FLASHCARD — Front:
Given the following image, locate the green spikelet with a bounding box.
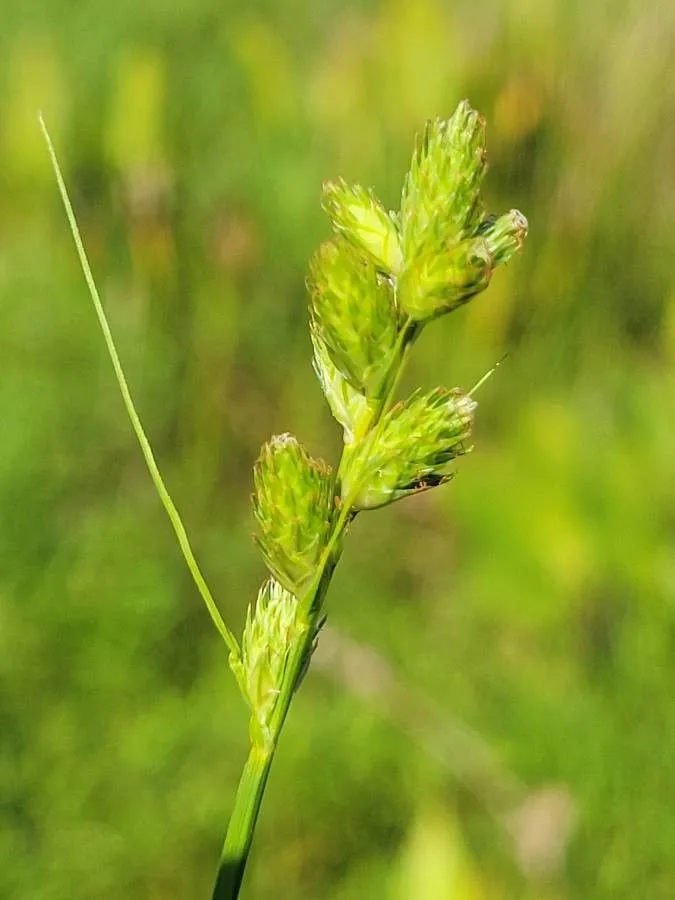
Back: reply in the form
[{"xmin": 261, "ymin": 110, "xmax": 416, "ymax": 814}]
[
  {"xmin": 230, "ymin": 579, "xmax": 306, "ymax": 750},
  {"xmin": 396, "ymin": 101, "xmax": 528, "ymax": 322},
  {"xmin": 310, "ymin": 331, "xmax": 374, "ymax": 444},
  {"xmin": 477, "ymin": 209, "xmax": 529, "ymax": 265},
  {"xmin": 322, "ymin": 178, "xmax": 403, "ymax": 274},
  {"xmin": 399, "ymin": 237, "xmax": 493, "ymax": 320},
  {"xmin": 343, "ymin": 387, "xmax": 476, "ymax": 510},
  {"xmin": 400, "ymin": 101, "xmax": 488, "ymax": 259},
  {"xmin": 253, "ymin": 434, "xmax": 335, "ymax": 593},
  {"xmin": 308, "ymin": 238, "xmax": 399, "ymax": 394}
]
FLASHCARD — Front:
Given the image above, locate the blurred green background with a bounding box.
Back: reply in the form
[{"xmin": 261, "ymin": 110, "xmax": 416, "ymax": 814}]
[{"xmin": 2, "ymin": 0, "xmax": 675, "ymax": 897}]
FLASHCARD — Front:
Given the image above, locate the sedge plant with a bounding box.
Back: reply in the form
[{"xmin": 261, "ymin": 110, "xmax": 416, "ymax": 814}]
[{"xmin": 40, "ymin": 100, "xmax": 527, "ymax": 899}]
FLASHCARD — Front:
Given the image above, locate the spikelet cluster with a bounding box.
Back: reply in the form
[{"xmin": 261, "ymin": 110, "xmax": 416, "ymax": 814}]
[
  {"xmin": 396, "ymin": 101, "xmax": 528, "ymax": 320},
  {"xmin": 233, "ymin": 101, "xmax": 528, "ymax": 727},
  {"xmin": 312, "ymin": 100, "xmax": 527, "ymax": 443}
]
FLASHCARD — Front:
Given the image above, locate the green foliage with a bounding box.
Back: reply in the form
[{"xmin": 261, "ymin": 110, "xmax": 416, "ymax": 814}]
[{"xmin": 3, "ymin": 0, "xmax": 675, "ymax": 898}]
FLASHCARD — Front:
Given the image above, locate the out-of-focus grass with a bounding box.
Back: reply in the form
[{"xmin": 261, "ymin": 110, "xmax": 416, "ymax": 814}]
[{"xmin": 1, "ymin": 0, "xmax": 675, "ymax": 897}]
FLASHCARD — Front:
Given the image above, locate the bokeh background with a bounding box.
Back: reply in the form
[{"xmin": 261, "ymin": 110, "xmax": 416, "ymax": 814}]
[{"xmin": 2, "ymin": 0, "xmax": 675, "ymax": 897}]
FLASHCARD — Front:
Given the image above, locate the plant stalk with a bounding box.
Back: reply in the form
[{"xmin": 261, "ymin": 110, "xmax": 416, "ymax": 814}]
[
  {"xmin": 212, "ymin": 748, "xmax": 274, "ymax": 898},
  {"xmin": 39, "ymin": 115, "xmax": 239, "ymax": 657},
  {"xmin": 212, "ymin": 325, "xmax": 417, "ymax": 899},
  {"xmin": 212, "ymin": 546, "xmax": 342, "ymax": 899}
]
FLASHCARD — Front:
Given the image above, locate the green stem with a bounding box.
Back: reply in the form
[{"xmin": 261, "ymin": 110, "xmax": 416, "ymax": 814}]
[
  {"xmin": 212, "ymin": 748, "xmax": 273, "ymax": 899},
  {"xmin": 39, "ymin": 115, "xmax": 239, "ymax": 657},
  {"xmin": 213, "ymin": 325, "xmax": 417, "ymax": 898},
  {"xmin": 212, "ymin": 555, "xmax": 338, "ymax": 900}
]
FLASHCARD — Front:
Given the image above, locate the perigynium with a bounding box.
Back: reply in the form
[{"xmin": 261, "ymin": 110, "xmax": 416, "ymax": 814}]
[{"xmin": 40, "ymin": 99, "xmax": 527, "ymax": 899}]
